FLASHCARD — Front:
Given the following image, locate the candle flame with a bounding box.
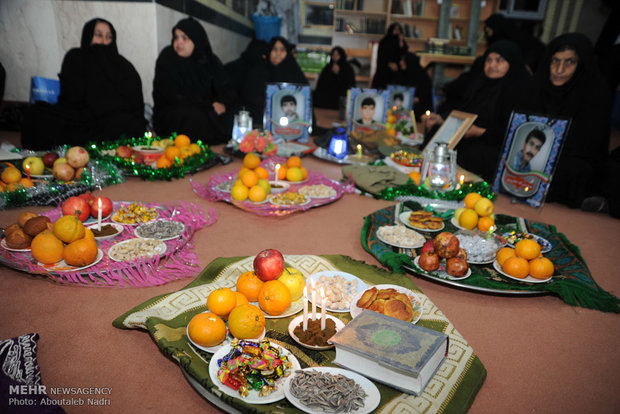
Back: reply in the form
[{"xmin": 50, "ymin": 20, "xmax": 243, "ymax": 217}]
[
  {"xmin": 98, "ymin": 198, "xmax": 102, "ymax": 208},
  {"xmin": 425, "ymin": 110, "xmax": 431, "ymax": 116},
  {"xmin": 459, "ymin": 175, "xmax": 465, "ymax": 184},
  {"xmin": 275, "ymin": 164, "xmax": 280, "ymax": 171}
]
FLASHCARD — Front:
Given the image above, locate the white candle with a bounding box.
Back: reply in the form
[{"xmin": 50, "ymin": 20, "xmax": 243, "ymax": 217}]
[
  {"xmin": 275, "ymin": 164, "xmax": 280, "ymax": 184},
  {"xmin": 311, "ymin": 281, "xmax": 317, "ymax": 321},
  {"xmin": 97, "ymin": 198, "xmax": 102, "ymax": 231},
  {"xmin": 302, "ymin": 286, "xmax": 308, "ymax": 331},
  {"xmin": 357, "ymin": 144, "xmax": 362, "ymax": 159},
  {"xmin": 320, "ymin": 287, "xmax": 326, "ymax": 330}
]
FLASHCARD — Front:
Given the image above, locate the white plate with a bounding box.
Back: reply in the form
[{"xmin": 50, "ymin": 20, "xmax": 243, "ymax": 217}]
[
  {"xmin": 87, "ymin": 223, "xmax": 124, "ymax": 240},
  {"xmin": 399, "ymin": 211, "xmax": 445, "ymax": 232},
  {"xmin": 83, "ymin": 212, "xmax": 113, "ymax": 225},
  {"xmin": 450, "ymin": 217, "xmax": 467, "ymax": 231},
  {"xmin": 268, "ymin": 193, "xmax": 310, "ymax": 207},
  {"xmin": 305, "ymin": 271, "xmax": 368, "ymax": 313},
  {"xmin": 376, "ymin": 225, "xmax": 425, "ymax": 249},
  {"xmin": 209, "ymin": 341, "xmax": 301, "ymax": 404},
  {"xmin": 107, "ymin": 238, "xmax": 166, "ymax": 262},
  {"xmin": 287, "ymin": 314, "xmax": 345, "ymax": 350},
  {"xmin": 492, "ymin": 260, "xmax": 552, "ymax": 283},
  {"xmin": 134, "ymin": 219, "xmax": 185, "ymax": 241},
  {"xmin": 501, "ymin": 232, "xmax": 553, "ymax": 253},
  {"xmin": 268, "ymin": 181, "xmax": 290, "ymax": 193},
  {"xmin": 1, "ymin": 238, "xmax": 31, "ymax": 252},
  {"xmin": 284, "ymin": 367, "xmax": 380, "ymax": 414},
  {"xmin": 111, "ymin": 204, "xmax": 159, "ymax": 226},
  {"xmin": 252, "ymin": 297, "xmax": 304, "ymax": 319},
  {"xmin": 349, "ymin": 284, "xmax": 423, "ymax": 324},
  {"xmin": 298, "ymin": 185, "xmax": 337, "ymax": 199},
  {"xmin": 215, "ymin": 180, "xmax": 235, "ymax": 193},
  {"xmin": 38, "ymin": 249, "xmax": 104, "ymax": 273},
  {"xmin": 413, "ymin": 256, "xmax": 472, "ymax": 281},
  {"xmin": 186, "ymin": 316, "xmax": 266, "ymax": 354}
]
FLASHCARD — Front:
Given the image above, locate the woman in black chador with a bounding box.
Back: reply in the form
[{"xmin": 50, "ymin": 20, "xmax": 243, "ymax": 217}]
[
  {"xmin": 21, "ymin": 18, "xmax": 145, "ymax": 149},
  {"xmin": 153, "ymin": 17, "xmax": 234, "ymax": 144},
  {"xmin": 241, "ymin": 36, "xmax": 308, "ymax": 128},
  {"xmin": 313, "ymin": 46, "xmax": 356, "ymax": 109}
]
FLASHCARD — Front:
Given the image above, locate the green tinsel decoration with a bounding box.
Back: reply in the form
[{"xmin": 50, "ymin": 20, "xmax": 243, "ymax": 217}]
[
  {"xmin": 87, "ymin": 133, "xmax": 218, "ymax": 181},
  {"xmin": 378, "ymin": 179, "xmax": 497, "ymax": 202}
]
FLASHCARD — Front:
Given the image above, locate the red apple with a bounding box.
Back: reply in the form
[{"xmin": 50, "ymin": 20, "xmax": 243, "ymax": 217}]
[
  {"xmin": 421, "ymin": 240, "xmax": 435, "ymax": 254},
  {"xmin": 433, "ymin": 232, "xmax": 460, "ymax": 259},
  {"xmin": 62, "ymin": 196, "xmax": 90, "ymax": 222},
  {"xmin": 116, "ymin": 145, "xmax": 133, "ymax": 158},
  {"xmin": 418, "ymin": 251, "xmax": 440, "ymax": 272},
  {"xmin": 43, "ymin": 152, "xmax": 59, "ymax": 168},
  {"xmin": 66, "ymin": 146, "xmax": 90, "ymax": 168},
  {"xmin": 53, "ymin": 163, "xmax": 75, "ymax": 182},
  {"xmin": 78, "ymin": 192, "xmax": 95, "ymax": 204},
  {"xmin": 446, "ymin": 257, "xmax": 468, "ymax": 277},
  {"xmin": 89, "ymin": 196, "xmax": 113, "ymax": 218},
  {"xmin": 253, "ymin": 249, "xmax": 285, "ymax": 281}
]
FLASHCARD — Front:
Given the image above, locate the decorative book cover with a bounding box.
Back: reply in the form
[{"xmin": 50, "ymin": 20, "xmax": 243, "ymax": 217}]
[{"xmin": 329, "ymin": 310, "xmax": 448, "ymax": 376}]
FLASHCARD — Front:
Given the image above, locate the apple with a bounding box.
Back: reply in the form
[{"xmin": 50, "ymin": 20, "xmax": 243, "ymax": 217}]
[
  {"xmin": 43, "ymin": 152, "xmax": 59, "ymax": 168},
  {"xmin": 54, "ymin": 157, "xmax": 67, "ymax": 166},
  {"xmin": 277, "ymin": 267, "xmax": 305, "ymax": 301},
  {"xmin": 116, "ymin": 145, "xmax": 133, "ymax": 158},
  {"xmin": 78, "ymin": 192, "xmax": 95, "ymax": 204},
  {"xmin": 420, "ymin": 240, "xmax": 435, "ymax": 254},
  {"xmin": 433, "ymin": 232, "xmax": 460, "ymax": 259},
  {"xmin": 66, "ymin": 146, "xmax": 90, "ymax": 168},
  {"xmin": 253, "ymin": 249, "xmax": 285, "ymax": 281},
  {"xmin": 89, "ymin": 196, "xmax": 113, "ymax": 218},
  {"xmin": 418, "ymin": 251, "xmax": 440, "ymax": 272},
  {"xmin": 62, "ymin": 196, "xmax": 90, "ymax": 221},
  {"xmin": 52, "ymin": 162, "xmax": 75, "ymax": 182},
  {"xmin": 22, "ymin": 156, "xmax": 45, "ymax": 176}
]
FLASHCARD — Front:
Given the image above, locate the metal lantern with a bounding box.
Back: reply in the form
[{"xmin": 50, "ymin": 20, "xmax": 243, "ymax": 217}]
[
  {"xmin": 328, "ymin": 127, "xmax": 348, "ymax": 159},
  {"xmin": 421, "ymin": 142, "xmax": 457, "ymax": 191},
  {"xmin": 232, "ymin": 109, "xmax": 252, "ymax": 144}
]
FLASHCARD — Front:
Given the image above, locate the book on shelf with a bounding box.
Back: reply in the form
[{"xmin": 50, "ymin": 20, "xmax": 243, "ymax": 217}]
[
  {"xmin": 328, "ymin": 310, "xmax": 449, "ymax": 396},
  {"xmin": 401, "ymin": 0, "xmax": 413, "ymax": 16}
]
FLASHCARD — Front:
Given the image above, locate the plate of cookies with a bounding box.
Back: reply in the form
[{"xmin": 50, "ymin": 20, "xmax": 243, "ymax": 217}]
[
  {"xmin": 400, "ymin": 210, "xmax": 445, "ymax": 232},
  {"xmin": 350, "ymin": 284, "xmax": 423, "ymax": 324}
]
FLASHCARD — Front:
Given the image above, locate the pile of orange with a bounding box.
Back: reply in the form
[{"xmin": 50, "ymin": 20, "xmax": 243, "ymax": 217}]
[
  {"xmin": 231, "ymin": 153, "xmax": 271, "ymax": 203},
  {"xmin": 276, "ymin": 155, "xmax": 308, "ymax": 183},
  {"xmin": 155, "ymin": 134, "xmax": 202, "ymax": 169},
  {"xmin": 496, "ymin": 239, "xmax": 554, "ymax": 280},
  {"xmin": 31, "ymin": 215, "xmax": 98, "ymax": 267},
  {"xmin": 455, "ymin": 193, "xmax": 496, "ymax": 232},
  {"xmin": 0, "ymin": 164, "xmax": 34, "ymax": 192}
]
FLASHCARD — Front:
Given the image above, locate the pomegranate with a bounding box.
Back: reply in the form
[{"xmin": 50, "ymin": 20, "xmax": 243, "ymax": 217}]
[
  {"xmin": 446, "ymin": 257, "xmax": 468, "ymax": 277},
  {"xmin": 433, "ymin": 232, "xmax": 460, "ymax": 259},
  {"xmin": 418, "ymin": 251, "xmax": 440, "ymax": 272}
]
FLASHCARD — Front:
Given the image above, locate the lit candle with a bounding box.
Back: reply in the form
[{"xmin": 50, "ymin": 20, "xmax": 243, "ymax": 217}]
[
  {"xmin": 357, "ymin": 144, "xmax": 362, "ymax": 159},
  {"xmin": 311, "ymin": 281, "xmax": 317, "ymax": 321},
  {"xmin": 320, "ymin": 287, "xmax": 326, "ymax": 330},
  {"xmin": 302, "ymin": 286, "xmax": 308, "ymax": 331},
  {"xmin": 424, "ymin": 110, "xmax": 431, "ymax": 138},
  {"xmin": 457, "ymin": 174, "xmax": 465, "ymax": 189},
  {"xmin": 25, "ymin": 164, "xmax": 30, "ymax": 180},
  {"xmin": 411, "ymin": 110, "xmax": 419, "ymax": 137},
  {"xmin": 97, "ymin": 197, "xmax": 102, "ymax": 231},
  {"xmin": 275, "ymin": 164, "xmax": 280, "ymax": 184}
]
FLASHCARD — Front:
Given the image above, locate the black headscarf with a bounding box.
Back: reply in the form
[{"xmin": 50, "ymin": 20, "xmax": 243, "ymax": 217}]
[
  {"xmin": 372, "ymin": 23, "xmax": 408, "ymax": 89},
  {"xmin": 80, "ymin": 18, "xmax": 118, "ymax": 53},
  {"xmin": 313, "ymin": 46, "xmax": 356, "ymax": 109},
  {"xmin": 172, "ymin": 17, "xmax": 214, "ymax": 62}
]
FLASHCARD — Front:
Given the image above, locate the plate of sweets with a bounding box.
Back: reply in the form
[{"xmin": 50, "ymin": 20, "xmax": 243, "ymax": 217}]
[
  {"xmin": 87, "ymin": 223, "xmax": 124, "ymax": 240},
  {"xmin": 376, "ymin": 224, "xmax": 425, "ymax": 249},
  {"xmin": 400, "ymin": 210, "xmax": 445, "ymax": 232},
  {"xmin": 389, "ymin": 150, "xmax": 423, "ymax": 168},
  {"xmin": 111, "ymin": 202, "xmax": 159, "ymax": 225},
  {"xmin": 268, "ymin": 192, "xmax": 310, "ymax": 207},
  {"xmin": 107, "ymin": 238, "xmax": 166, "ymax": 262},
  {"xmin": 134, "ymin": 219, "xmax": 185, "ymax": 241},
  {"xmin": 350, "ymin": 284, "xmax": 423, "ymax": 324},
  {"xmin": 501, "ymin": 231, "xmax": 552, "ymax": 253},
  {"xmin": 304, "ymin": 271, "xmax": 367, "ymax": 313},
  {"xmin": 298, "ymin": 184, "xmax": 337, "ymax": 199},
  {"xmin": 209, "ymin": 339, "xmax": 301, "ymax": 404},
  {"xmin": 288, "ymin": 314, "xmax": 345, "ymax": 351}
]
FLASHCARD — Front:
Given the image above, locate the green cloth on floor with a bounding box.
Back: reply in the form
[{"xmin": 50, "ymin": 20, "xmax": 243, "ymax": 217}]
[
  {"xmin": 342, "ymin": 164, "xmax": 409, "ymax": 194},
  {"xmin": 362, "ymin": 202, "xmax": 620, "ymax": 313},
  {"xmin": 114, "ymin": 255, "xmax": 486, "ymax": 414}
]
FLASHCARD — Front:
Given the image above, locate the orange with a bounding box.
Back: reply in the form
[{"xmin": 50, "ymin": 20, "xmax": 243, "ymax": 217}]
[
  {"xmin": 458, "ymin": 208, "xmax": 478, "ymax": 230},
  {"xmin": 5, "ymin": 183, "xmax": 22, "ymax": 192},
  {"xmin": 19, "ymin": 178, "xmax": 35, "ymax": 188},
  {"xmin": 464, "ymin": 192, "xmax": 483, "ymax": 210},
  {"xmin": 206, "ymin": 287, "xmax": 237, "ymax": 317},
  {"xmin": 502, "ymin": 256, "xmax": 529, "ymax": 279},
  {"xmin": 286, "ymin": 167, "xmax": 304, "ymax": 182},
  {"xmin": 230, "ymin": 184, "xmax": 249, "ymax": 201},
  {"xmin": 236, "ymin": 271, "xmax": 264, "ymax": 302},
  {"xmin": 243, "ymin": 153, "xmax": 261, "ymax": 169},
  {"xmin": 174, "ymin": 134, "xmax": 191, "ymax": 148},
  {"xmin": 477, "ymin": 216, "xmax": 495, "ymax": 232},
  {"xmin": 1, "ymin": 167, "xmax": 22, "ymax": 184},
  {"xmin": 277, "ymin": 165, "xmax": 288, "ymax": 180},
  {"xmin": 300, "ymin": 166, "xmax": 308, "ymax": 180},
  {"xmin": 408, "ymin": 171, "xmax": 421, "ymax": 186},
  {"xmin": 237, "ymin": 167, "xmax": 251, "ymax": 179},
  {"xmin": 248, "ymin": 185, "xmax": 267, "ymax": 203},
  {"xmin": 529, "ymin": 257, "xmax": 554, "ymax": 279},
  {"xmin": 189, "ymin": 143, "xmax": 201, "ymax": 154},
  {"xmin": 187, "ymin": 312, "xmax": 227, "ymax": 347},
  {"xmin": 232, "ymin": 291, "xmax": 249, "ymax": 307},
  {"xmin": 227, "ymin": 304, "xmax": 265, "ymax": 340},
  {"xmin": 63, "ymin": 237, "xmax": 98, "ymax": 267},
  {"xmin": 241, "ymin": 170, "xmax": 258, "ymax": 187},
  {"xmin": 286, "ymin": 155, "xmax": 302, "ymax": 168},
  {"xmin": 496, "ymin": 247, "xmax": 516, "ymax": 266},
  {"xmin": 53, "ymin": 215, "xmax": 85, "ymax": 243},
  {"xmin": 83, "ymin": 227, "xmax": 95, "ymax": 240},
  {"xmin": 258, "ymin": 280, "xmax": 291, "ymax": 316},
  {"xmin": 514, "ymin": 239, "xmax": 541, "ymax": 260},
  {"xmin": 254, "ymin": 166, "xmax": 269, "ymax": 180},
  {"xmin": 156, "ymin": 156, "xmax": 172, "ymax": 169},
  {"xmin": 180, "ymin": 146, "xmax": 193, "ymax": 159},
  {"xmin": 165, "ymin": 146, "xmax": 182, "ymax": 162},
  {"xmin": 31, "ymin": 231, "xmax": 64, "ymax": 265}
]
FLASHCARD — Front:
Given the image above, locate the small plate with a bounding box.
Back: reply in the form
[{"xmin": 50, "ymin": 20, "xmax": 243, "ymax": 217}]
[
  {"xmin": 134, "ymin": 219, "xmax": 185, "ymax": 241},
  {"xmin": 268, "ymin": 181, "xmax": 290, "ymax": 193},
  {"xmin": 492, "ymin": 260, "xmax": 552, "ymax": 283},
  {"xmin": 287, "ymin": 314, "xmax": 345, "ymax": 350},
  {"xmin": 38, "ymin": 249, "xmax": 104, "ymax": 273},
  {"xmin": 305, "ymin": 271, "xmax": 368, "ymax": 313},
  {"xmin": 268, "ymin": 193, "xmax": 310, "ymax": 207},
  {"xmin": 283, "ymin": 367, "xmax": 381, "ymax": 414},
  {"xmin": 399, "ymin": 211, "xmax": 445, "ymax": 232},
  {"xmin": 376, "ymin": 225, "xmax": 425, "ymax": 249},
  {"xmin": 413, "ymin": 256, "xmax": 472, "ymax": 281},
  {"xmin": 107, "ymin": 238, "xmax": 166, "ymax": 262},
  {"xmin": 111, "ymin": 203, "xmax": 159, "ymax": 226},
  {"xmin": 252, "ymin": 297, "xmax": 304, "ymax": 319},
  {"xmin": 298, "ymin": 184, "xmax": 337, "ymax": 199},
  {"xmin": 450, "ymin": 217, "xmax": 466, "ymax": 231},
  {"xmin": 501, "ymin": 232, "xmax": 552, "ymax": 253},
  {"xmin": 209, "ymin": 342, "xmax": 301, "ymax": 404},
  {"xmin": 1, "ymin": 238, "xmax": 31, "ymax": 252},
  {"xmin": 349, "ymin": 284, "xmax": 423, "ymax": 324},
  {"xmin": 215, "ymin": 180, "xmax": 235, "ymax": 193},
  {"xmin": 87, "ymin": 223, "xmax": 124, "ymax": 240}
]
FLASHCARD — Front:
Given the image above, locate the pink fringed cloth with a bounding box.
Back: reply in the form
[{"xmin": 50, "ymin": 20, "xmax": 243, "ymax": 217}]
[
  {"xmin": 0, "ymin": 202, "xmax": 216, "ymax": 287},
  {"xmin": 191, "ymin": 156, "xmax": 356, "ymax": 216}
]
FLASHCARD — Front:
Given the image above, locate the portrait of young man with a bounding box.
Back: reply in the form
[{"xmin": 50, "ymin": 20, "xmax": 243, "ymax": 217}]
[{"xmin": 512, "ymin": 128, "xmax": 546, "ymax": 172}]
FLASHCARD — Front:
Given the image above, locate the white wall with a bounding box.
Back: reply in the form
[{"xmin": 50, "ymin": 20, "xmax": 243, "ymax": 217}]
[{"xmin": 0, "ymin": 0, "xmax": 250, "ymax": 104}]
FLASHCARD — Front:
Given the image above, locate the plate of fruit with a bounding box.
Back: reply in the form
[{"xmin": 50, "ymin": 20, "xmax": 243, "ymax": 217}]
[
  {"xmin": 492, "ymin": 260, "xmax": 552, "ymax": 284},
  {"xmin": 186, "ymin": 311, "xmax": 265, "ymax": 354},
  {"xmin": 501, "ymin": 231, "xmax": 552, "ymax": 253},
  {"xmin": 414, "ymin": 232, "xmax": 471, "ymax": 280}
]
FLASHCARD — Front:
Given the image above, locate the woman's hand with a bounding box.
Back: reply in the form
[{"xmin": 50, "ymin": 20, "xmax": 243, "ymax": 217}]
[
  {"xmin": 213, "ymin": 102, "xmax": 226, "ymax": 115},
  {"xmin": 332, "ymin": 63, "xmax": 340, "ymax": 75},
  {"xmin": 388, "ymin": 62, "xmax": 399, "ymax": 72},
  {"xmin": 399, "ymin": 57, "xmax": 407, "ymax": 71},
  {"xmin": 422, "ymin": 112, "xmax": 443, "ymax": 129},
  {"xmin": 464, "ymin": 125, "xmax": 486, "ymax": 138}
]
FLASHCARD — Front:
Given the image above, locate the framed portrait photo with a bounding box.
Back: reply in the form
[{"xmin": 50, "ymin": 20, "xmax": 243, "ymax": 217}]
[
  {"xmin": 386, "ymin": 85, "xmax": 415, "ymax": 112},
  {"xmin": 492, "ymin": 112, "xmax": 570, "ymax": 208},
  {"xmin": 422, "ymin": 110, "xmax": 477, "ymax": 152},
  {"xmin": 265, "ymin": 83, "xmax": 312, "ymax": 143},
  {"xmin": 347, "ymin": 88, "xmax": 390, "ymax": 134}
]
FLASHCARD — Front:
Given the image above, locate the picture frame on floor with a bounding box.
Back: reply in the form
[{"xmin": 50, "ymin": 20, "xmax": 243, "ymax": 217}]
[
  {"xmin": 386, "ymin": 85, "xmax": 415, "ymax": 112},
  {"xmin": 347, "ymin": 88, "xmax": 390, "ymax": 134},
  {"xmin": 265, "ymin": 83, "xmax": 312, "ymax": 143},
  {"xmin": 492, "ymin": 112, "xmax": 570, "ymax": 208},
  {"xmin": 422, "ymin": 110, "xmax": 477, "ymax": 152}
]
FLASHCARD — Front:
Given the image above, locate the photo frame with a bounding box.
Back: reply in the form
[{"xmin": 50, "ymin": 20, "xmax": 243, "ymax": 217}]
[
  {"xmin": 386, "ymin": 85, "xmax": 415, "ymax": 112},
  {"xmin": 422, "ymin": 110, "xmax": 477, "ymax": 152},
  {"xmin": 265, "ymin": 83, "xmax": 312, "ymax": 143},
  {"xmin": 346, "ymin": 88, "xmax": 390, "ymax": 134},
  {"xmin": 492, "ymin": 112, "xmax": 570, "ymax": 209}
]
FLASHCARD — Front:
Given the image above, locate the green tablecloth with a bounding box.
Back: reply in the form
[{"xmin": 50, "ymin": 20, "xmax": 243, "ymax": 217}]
[
  {"xmin": 362, "ymin": 202, "xmax": 620, "ymax": 313},
  {"xmin": 114, "ymin": 255, "xmax": 487, "ymax": 414}
]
